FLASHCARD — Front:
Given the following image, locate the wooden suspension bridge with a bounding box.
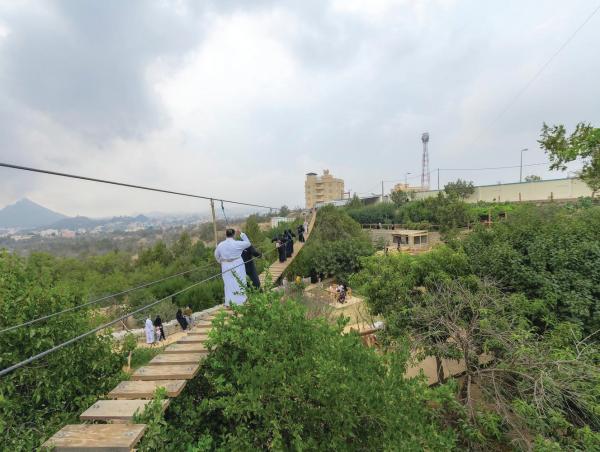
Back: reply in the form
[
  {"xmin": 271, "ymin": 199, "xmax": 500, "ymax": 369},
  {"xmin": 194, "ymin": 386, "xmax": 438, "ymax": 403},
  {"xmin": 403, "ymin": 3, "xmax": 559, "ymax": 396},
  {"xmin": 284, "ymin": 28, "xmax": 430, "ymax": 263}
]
[{"xmin": 43, "ymin": 211, "xmax": 317, "ymax": 451}]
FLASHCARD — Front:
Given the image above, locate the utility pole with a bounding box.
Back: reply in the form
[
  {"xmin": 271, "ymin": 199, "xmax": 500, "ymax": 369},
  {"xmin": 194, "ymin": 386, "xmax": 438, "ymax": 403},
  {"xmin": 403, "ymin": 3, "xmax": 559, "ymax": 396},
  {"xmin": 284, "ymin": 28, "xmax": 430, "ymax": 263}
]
[
  {"xmin": 381, "ymin": 180, "xmax": 384, "ymax": 203},
  {"xmin": 519, "ymin": 148, "xmax": 528, "ymax": 183},
  {"xmin": 404, "ymin": 172, "xmax": 411, "ymax": 186},
  {"xmin": 437, "ymin": 168, "xmax": 440, "ymax": 191},
  {"xmin": 210, "ymin": 198, "xmax": 218, "ymax": 248}
]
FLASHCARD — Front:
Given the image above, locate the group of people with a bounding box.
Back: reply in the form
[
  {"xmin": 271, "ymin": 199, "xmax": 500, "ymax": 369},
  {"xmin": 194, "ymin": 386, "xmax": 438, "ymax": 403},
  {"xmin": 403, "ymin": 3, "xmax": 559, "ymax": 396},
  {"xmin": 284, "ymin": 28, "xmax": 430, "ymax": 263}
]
[
  {"xmin": 144, "ymin": 217, "xmax": 310, "ymax": 343},
  {"xmin": 214, "ymin": 217, "xmax": 310, "ymax": 307},
  {"xmin": 272, "ymin": 229, "xmax": 295, "ymax": 263},
  {"xmin": 175, "ymin": 307, "xmax": 193, "ymax": 331},
  {"xmin": 144, "ymin": 306, "xmax": 195, "ymax": 345},
  {"xmin": 144, "ymin": 315, "xmax": 166, "ymax": 344},
  {"xmin": 273, "ymin": 218, "xmax": 310, "ymax": 264}
]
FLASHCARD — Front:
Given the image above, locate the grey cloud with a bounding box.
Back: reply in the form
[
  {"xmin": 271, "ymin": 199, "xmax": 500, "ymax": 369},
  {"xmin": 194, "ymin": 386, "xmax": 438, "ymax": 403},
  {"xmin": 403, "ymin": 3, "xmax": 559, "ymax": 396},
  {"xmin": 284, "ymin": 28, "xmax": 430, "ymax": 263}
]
[{"xmin": 1, "ymin": 0, "xmax": 203, "ymax": 144}]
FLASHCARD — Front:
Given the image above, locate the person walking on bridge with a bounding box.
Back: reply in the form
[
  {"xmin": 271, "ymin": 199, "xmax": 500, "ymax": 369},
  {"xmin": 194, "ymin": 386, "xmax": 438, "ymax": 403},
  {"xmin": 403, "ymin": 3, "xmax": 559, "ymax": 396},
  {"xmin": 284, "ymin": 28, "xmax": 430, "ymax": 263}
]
[
  {"xmin": 273, "ymin": 235, "xmax": 286, "ymax": 263},
  {"xmin": 297, "ymin": 223, "xmax": 305, "ymax": 243},
  {"xmin": 242, "ymin": 244, "xmax": 262, "ymax": 289},
  {"xmin": 285, "ymin": 229, "xmax": 296, "ymax": 257},
  {"xmin": 215, "ymin": 228, "xmax": 252, "ymax": 306}
]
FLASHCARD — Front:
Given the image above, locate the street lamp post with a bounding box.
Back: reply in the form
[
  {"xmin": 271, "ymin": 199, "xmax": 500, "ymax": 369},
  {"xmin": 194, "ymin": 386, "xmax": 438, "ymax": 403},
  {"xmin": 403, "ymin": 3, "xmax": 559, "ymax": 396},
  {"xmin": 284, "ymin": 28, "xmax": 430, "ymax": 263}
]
[
  {"xmin": 404, "ymin": 172, "xmax": 411, "ymax": 186},
  {"xmin": 519, "ymin": 148, "xmax": 528, "ymax": 183}
]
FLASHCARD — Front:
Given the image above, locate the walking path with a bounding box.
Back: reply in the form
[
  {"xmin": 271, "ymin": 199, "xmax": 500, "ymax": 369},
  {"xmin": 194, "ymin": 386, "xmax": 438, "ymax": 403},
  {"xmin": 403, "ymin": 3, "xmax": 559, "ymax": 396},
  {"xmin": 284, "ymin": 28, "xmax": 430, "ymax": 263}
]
[
  {"xmin": 42, "ymin": 309, "xmax": 226, "ymax": 451},
  {"xmin": 259, "ymin": 211, "xmax": 316, "ymax": 286},
  {"xmin": 43, "ymin": 212, "xmax": 317, "ymax": 450}
]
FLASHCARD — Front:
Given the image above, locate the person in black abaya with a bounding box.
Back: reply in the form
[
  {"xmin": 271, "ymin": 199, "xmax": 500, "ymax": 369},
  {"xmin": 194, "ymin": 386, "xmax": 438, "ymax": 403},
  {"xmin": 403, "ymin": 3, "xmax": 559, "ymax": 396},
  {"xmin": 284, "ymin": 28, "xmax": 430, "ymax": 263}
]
[
  {"xmin": 176, "ymin": 308, "xmax": 188, "ymax": 330},
  {"xmin": 154, "ymin": 315, "xmax": 166, "ymax": 341},
  {"xmin": 285, "ymin": 229, "xmax": 295, "ymax": 257},
  {"xmin": 297, "ymin": 223, "xmax": 305, "ymax": 243},
  {"xmin": 273, "ymin": 235, "xmax": 286, "ymax": 262},
  {"xmin": 242, "ymin": 245, "xmax": 262, "ymax": 289}
]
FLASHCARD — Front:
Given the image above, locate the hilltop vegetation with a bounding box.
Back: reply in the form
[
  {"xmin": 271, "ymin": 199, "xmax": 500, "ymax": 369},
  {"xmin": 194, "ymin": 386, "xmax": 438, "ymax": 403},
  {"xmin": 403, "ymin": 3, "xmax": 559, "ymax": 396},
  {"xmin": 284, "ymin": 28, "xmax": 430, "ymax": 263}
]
[
  {"xmin": 137, "ymin": 291, "xmax": 459, "ymax": 451},
  {"xmin": 352, "ymin": 202, "xmax": 600, "ymax": 449},
  {"xmin": 1, "ymin": 199, "xmax": 599, "ymax": 450}
]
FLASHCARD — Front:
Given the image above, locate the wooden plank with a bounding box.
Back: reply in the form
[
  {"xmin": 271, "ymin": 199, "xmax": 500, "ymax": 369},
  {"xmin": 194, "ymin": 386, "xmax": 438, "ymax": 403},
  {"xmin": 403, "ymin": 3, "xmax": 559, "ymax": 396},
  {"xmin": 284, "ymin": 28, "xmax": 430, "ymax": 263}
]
[
  {"xmin": 108, "ymin": 380, "xmax": 187, "ymax": 399},
  {"xmin": 164, "ymin": 343, "xmax": 206, "ymax": 354},
  {"xmin": 188, "ymin": 328, "xmax": 211, "ymax": 335},
  {"xmin": 42, "ymin": 424, "xmax": 147, "ymax": 451},
  {"xmin": 177, "ymin": 335, "xmax": 206, "ymax": 344},
  {"xmin": 80, "ymin": 399, "xmax": 169, "ymax": 422},
  {"xmin": 132, "ymin": 364, "xmax": 200, "ymax": 381},
  {"xmin": 149, "ymin": 353, "xmax": 206, "ymax": 365}
]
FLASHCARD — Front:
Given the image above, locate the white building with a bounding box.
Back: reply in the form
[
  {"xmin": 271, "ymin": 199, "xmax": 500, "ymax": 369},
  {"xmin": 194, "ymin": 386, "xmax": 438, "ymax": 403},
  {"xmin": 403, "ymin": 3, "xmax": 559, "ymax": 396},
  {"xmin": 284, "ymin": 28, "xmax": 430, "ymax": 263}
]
[
  {"xmin": 270, "ymin": 217, "xmax": 295, "ymax": 228},
  {"xmin": 414, "ymin": 177, "xmax": 592, "ymax": 203}
]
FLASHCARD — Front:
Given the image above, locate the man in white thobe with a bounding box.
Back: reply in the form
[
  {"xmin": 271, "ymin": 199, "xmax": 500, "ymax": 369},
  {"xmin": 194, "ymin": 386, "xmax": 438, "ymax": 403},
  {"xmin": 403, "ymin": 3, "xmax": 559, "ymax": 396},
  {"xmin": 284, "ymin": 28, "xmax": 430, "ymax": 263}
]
[{"xmin": 214, "ymin": 228, "xmax": 252, "ymax": 306}]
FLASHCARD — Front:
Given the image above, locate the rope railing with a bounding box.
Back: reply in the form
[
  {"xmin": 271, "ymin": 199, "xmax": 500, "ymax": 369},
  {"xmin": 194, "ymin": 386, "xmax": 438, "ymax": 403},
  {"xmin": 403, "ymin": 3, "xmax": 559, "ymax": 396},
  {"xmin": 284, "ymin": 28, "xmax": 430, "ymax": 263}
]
[
  {"xmin": 0, "ymin": 245, "xmax": 284, "ymax": 378},
  {"xmin": 0, "ymin": 262, "xmax": 219, "ymax": 335}
]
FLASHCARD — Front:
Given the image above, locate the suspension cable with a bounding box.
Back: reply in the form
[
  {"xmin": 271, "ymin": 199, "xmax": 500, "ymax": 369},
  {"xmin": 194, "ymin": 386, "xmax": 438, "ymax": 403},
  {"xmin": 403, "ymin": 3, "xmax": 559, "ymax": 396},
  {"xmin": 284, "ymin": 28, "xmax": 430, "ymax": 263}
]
[
  {"xmin": 0, "ymin": 246, "xmax": 281, "ymax": 378},
  {"xmin": 0, "ymin": 261, "xmax": 218, "ymax": 335},
  {"xmin": 220, "ymin": 200, "xmax": 229, "ymax": 226},
  {"xmin": 0, "ymin": 162, "xmax": 277, "ymax": 210}
]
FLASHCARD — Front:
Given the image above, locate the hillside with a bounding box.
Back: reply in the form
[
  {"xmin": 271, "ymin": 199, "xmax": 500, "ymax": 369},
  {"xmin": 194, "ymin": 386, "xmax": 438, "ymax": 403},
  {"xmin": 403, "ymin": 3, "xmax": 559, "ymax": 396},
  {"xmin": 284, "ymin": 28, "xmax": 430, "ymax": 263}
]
[{"xmin": 0, "ymin": 198, "xmax": 67, "ymax": 229}]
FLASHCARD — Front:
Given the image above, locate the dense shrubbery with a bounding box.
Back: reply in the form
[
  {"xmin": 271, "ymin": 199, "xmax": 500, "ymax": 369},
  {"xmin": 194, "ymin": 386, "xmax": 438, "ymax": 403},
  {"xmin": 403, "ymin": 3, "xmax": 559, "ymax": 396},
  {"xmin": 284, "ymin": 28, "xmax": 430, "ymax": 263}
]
[
  {"xmin": 346, "ymin": 194, "xmax": 475, "ymax": 231},
  {"xmin": 351, "ymin": 203, "xmax": 600, "ymax": 449},
  {"xmin": 287, "ymin": 206, "xmax": 374, "ymax": 282},
  {"xmin": 0, "ymin": 251, "xmax": 124, "ymax": 450},
  {"xmin": 462, "ymin": 203, "xmax": 600, "ymax": 335},
  {"xmin": 138, "ymin": 290, "xmax": 459, "ymax": 451},
  {"xmin": 0, "ymin": 220, "xmax": 292, "ymax": 449}
]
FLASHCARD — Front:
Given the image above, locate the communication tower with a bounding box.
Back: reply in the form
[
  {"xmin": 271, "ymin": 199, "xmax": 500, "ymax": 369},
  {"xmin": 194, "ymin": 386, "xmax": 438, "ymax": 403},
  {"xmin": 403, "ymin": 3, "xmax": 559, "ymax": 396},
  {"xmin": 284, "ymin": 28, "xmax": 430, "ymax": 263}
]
[{"xmin": 421, "ymin": 132, "xmax": 430, "ymax": 190}]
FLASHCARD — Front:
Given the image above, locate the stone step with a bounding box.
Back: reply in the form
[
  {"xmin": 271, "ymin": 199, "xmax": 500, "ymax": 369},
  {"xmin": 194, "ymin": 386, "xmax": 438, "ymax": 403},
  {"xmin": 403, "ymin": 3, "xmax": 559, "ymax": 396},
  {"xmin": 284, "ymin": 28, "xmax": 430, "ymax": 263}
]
[
  {"xmin": 177, "ymin": 335, "xmax": 207, "ymax": 344},
  {"xmin": 149, "ymin": 353, "xmax": 206, "ymax": 365},
  {"xmin": 80, "ymin": 399, "xmax": 169, "ymax": 422},
  {"xmin": 41, "ymin": 424, "xmax": 147, "ymax": 451},
  {"xmin": 132, "ymin": 364, "xmax": 200, "ymax": 381},
  {"xmin": 108, "ymin": 380, "xmax": 187, "ymax": 399},
  {"xmin": 164, "ymin": 343, "xmax": 206, "ymax": 354}
]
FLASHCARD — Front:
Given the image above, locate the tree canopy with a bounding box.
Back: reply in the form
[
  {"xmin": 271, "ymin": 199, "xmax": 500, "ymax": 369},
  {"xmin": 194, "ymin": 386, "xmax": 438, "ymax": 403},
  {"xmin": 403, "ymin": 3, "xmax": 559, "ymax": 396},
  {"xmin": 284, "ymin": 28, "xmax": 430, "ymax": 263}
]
[{"xmin": 539, "ymin": 122, "xmax": 600, "ymax": 196}]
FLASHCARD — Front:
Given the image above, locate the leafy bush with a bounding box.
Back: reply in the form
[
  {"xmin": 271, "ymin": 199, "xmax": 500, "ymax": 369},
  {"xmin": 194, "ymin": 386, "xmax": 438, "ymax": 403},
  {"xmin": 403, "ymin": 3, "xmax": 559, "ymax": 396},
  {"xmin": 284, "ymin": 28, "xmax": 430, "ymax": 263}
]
[
  {"xmin": 0, "ymin": 251, "xmax": 124, "ymax": 450},
  {"xmin": 287, "ymin": 206, "xmax": 373, "ymax": 281},
  {"xmin": 462, "ymin": 204, "xmax": 600, "ymax": 335},
  {"xmin": 146, "ymin": 290, "xmax": 458, "ymax": 450},
  {"xmin": 350, "ymin": 205, "xmax": 600, "ymax": 449}
]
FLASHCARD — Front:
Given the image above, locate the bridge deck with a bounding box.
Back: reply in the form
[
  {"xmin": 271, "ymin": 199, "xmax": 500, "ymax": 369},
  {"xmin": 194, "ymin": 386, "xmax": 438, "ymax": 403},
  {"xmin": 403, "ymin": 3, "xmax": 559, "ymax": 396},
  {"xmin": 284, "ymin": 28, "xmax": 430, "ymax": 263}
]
[
  {"xmin": 259, "ymin": 211, "xmax": 316, "ymax": 285},
  {"xmin": 43, "ymin": 211, "xmax": 317, "ymax": 450}
]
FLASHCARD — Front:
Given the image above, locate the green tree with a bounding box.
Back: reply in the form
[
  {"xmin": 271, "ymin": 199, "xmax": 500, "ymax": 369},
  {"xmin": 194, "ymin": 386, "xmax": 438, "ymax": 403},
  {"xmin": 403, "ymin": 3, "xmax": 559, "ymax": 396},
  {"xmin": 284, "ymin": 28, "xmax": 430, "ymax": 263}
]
[
  {"xmin": 346, "ymin": 193, "xmax": 364, "ymax": 209},
  {"xmin": 0, "ymin": 251, "xmax": 124, "ymax": 450},
  {"xmin": 462, "ymin": 204, "xmax": 600, "ymax": 335},
  {"xmin": 539, "ymin": 122, "xmax": 600, "ymax": 197},
  {"xmin": 390, "ymin": 189, "xmax": 409, "ymax": 206},
  {"xmin": 150, "ymin": 291, "xmax": 458, "ymax": 450},
  {"xmin": 279, "ymin": 205, "xmax": 290, "ymax": 217},
  {"xmin": 444, "ymin": 179, "xmax": 475, "ymax": 200},
  {"xmin": 244, "ymin": 214, "xmax": 264, "ymax": 244}
]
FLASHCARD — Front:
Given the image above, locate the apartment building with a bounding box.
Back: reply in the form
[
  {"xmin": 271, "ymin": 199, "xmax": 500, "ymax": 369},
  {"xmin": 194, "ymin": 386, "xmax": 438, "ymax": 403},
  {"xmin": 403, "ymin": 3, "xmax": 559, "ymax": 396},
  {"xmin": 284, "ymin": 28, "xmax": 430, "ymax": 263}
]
[{"xmin": 305, "ymin": 170, "xmax": 345, "ymax": 209}]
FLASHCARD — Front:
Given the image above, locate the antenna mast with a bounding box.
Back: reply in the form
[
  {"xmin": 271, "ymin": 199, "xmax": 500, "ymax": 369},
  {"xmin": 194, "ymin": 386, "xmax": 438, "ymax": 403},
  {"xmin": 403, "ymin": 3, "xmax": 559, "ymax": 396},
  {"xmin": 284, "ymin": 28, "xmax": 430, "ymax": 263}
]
[{"xmin": 421, "ymin": 132, "xmax": 430, "ymax": 190}]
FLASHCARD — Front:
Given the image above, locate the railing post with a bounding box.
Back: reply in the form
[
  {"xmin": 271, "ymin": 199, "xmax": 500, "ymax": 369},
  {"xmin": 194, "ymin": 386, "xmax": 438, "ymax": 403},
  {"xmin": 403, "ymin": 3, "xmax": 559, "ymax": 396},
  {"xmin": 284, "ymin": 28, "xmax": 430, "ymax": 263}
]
[{"xmin": 210, "ymin": 199, "xmax": 218, "ymax": 248}]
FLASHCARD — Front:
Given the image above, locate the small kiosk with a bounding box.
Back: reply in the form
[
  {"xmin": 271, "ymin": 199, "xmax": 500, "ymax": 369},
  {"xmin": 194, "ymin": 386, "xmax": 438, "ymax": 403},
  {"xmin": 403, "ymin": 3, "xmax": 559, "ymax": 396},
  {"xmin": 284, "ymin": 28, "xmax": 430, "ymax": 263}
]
[{"xmin": 391, "ymin": 229, "xmax": 429, "ymax": 251}]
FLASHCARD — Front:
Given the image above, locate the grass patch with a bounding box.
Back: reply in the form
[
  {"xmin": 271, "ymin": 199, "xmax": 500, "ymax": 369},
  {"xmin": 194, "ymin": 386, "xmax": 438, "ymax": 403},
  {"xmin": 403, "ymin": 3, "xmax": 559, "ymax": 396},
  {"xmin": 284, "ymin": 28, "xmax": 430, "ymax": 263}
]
[{"xmin": 130, "ymin": 346, "xmax": 164, "ymax": 369}]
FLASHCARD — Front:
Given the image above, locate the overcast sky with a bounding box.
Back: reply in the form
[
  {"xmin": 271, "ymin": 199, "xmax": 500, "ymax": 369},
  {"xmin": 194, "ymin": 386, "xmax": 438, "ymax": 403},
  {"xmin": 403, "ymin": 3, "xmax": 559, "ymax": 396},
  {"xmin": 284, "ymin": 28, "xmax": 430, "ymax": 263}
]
[{"xmin": 0, "ymin": 0, "xmax": 598, "ymax": 217}]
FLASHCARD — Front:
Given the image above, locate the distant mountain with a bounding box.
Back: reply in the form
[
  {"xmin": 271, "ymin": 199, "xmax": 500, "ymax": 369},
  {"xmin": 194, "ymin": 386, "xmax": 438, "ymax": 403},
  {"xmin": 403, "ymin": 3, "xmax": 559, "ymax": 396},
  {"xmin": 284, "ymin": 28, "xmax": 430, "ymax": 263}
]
[
  {"xmin": 47, "ymin": 216, "xmax": 99, "ymax": 230},
  {"xmin": 0, "ymin": 198, "xmax": 68, "ymax": 229}
]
